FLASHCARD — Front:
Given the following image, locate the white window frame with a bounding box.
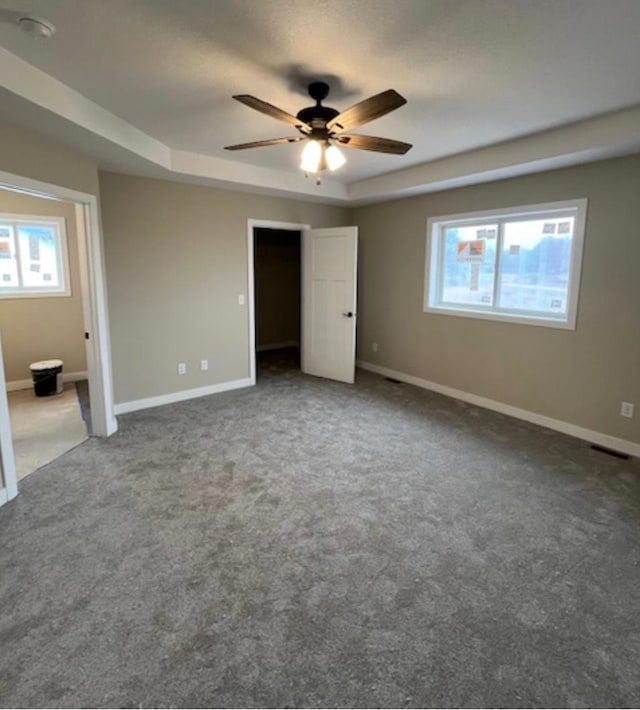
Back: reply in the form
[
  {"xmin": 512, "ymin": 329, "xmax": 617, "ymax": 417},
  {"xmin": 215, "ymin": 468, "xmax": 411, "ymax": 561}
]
[
  {"xmin": 424, "ymin": 199, "xmax": 587, "ymax": 330},
  {"xmin": 0, "ymin": 213, "xmax": 70, "ymax": 299}
]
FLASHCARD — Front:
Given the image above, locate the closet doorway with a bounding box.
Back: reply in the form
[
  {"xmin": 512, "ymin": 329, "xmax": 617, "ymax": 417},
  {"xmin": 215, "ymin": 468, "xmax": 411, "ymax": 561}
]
[{"xmin": 253, "ymin": 226, "xmax": 302, "ymax": 379}]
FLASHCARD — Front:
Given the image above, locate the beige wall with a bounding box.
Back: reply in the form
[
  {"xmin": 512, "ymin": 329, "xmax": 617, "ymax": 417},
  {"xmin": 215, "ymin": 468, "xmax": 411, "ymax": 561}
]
[
  {"xmin": 3, "ymin": 119, "xmax": 636, "ymax": 446},
  {"xmin": 0, "ymin": 119, "xmax": 98, "ymax": 390},
  {"xmin": 99, "ymin": 172, "xmax": 350, "ymax": 404},
  {"xmin": 354, "ymin": 154, "xmax": 640, "ymax": 445},
  {"xmin": 0, "ymin": 120, "xmax": 101, "ymax": 489},
  {"xmin": 0, "ymin": 120, "xmax": 99, "ymax": 197},
  {"xmin": 255, "ymin": 229, "xmax": 300, "ymax": 348},
  {"xmin": 0, "ymin": 190, "xmax": 86, "ymax": 381}
]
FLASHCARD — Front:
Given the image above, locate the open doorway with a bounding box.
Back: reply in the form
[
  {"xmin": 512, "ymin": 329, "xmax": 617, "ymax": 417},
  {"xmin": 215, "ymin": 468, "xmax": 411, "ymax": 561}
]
[
  {"xmin": 247, "ymin": 219, "xmax": 358, "ymax": 388},
  {"xmin": 253, "ymin": 227, "xmax": 302, "ymax": 379},
  {"xmin": 0, "ymin": 186, "xmax": 90, "ymax": 479},
  {"xmin": 0, "ymin": 168, "xmax": 116, "ymax": 509}
]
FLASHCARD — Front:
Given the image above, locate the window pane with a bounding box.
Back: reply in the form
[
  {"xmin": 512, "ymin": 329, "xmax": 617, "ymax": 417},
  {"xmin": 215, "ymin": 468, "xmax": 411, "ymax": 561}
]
[
  {"xmin": 498, "ymin": 217, "xmax": 574, "ymax": 316},
  {"xmin": 0, "ymin": 225, "xmax": 19, "ymax": 289},
  {"xmin": 440, "ymin": 224, "xmax": 497, "ymax": 307},
  {"xmin": 17, "ymin": 225, "xmax": 61, "ymax": 290}
]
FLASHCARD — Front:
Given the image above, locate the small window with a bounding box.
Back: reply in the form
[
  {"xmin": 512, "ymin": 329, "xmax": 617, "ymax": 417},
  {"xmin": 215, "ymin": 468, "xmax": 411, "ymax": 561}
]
[
  {"xmin": 0, "ymin": 215, "xmax": 70, "ymax": 298},
  {"xmin": 424, "ymin": 199, "xmax": 587, "ymax": 329}
]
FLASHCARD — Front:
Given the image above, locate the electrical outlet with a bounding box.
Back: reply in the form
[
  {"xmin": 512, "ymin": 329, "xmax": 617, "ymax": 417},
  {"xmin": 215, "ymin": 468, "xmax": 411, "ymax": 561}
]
[
  {"xmin": 372, "ymin": 342, "xmax": 378, "ymax": 352},
  {"xmin": 177, "ymin": 362, "xmax": 186, "ymax": 375},
  {"xmin": 200, "ymin": 359, "xmax": 208, "ymax": 371},
  {"xmin": 620, "ymin": 401, "xmax": 635, "ymax": 418}
]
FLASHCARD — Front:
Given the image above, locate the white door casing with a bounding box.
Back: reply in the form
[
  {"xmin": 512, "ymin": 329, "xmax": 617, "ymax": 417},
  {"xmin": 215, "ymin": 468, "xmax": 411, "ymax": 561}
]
[
  {"xmin": 0, "ymin": 170, "xmax": 117, "ymax": 509},
  {"xmin": 0, "ymin": 332, "xmax": 17, "ymax": 506},
  {"xmin": 247, "ymin": 219, "xmax": 310, "ymax": 385},
  {"xmin": 302, "ymin": 226, "xmax": 358, "ymax": 384}
]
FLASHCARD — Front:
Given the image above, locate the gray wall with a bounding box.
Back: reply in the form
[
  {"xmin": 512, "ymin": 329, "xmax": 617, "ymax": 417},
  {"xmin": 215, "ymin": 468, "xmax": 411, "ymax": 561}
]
[
  {"xmin": 0, "ymin": 190, "xmax": 86, "ymax": 382},
  {"xmin": 99, "ymin": 172, "xmax": 350, "ymax": 404},
  {"xmin": 354, "ymin": 154, "xmax": 640, "ymax": 445},
  {"xmin": 254, "ymin": 229, "xmax": 300, "ymax": 349}
]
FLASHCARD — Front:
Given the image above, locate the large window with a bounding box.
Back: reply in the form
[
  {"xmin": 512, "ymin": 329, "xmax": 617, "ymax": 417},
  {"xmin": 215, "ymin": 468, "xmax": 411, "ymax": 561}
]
[
  {"xmin": 0, "ymin": 215, "xmax": 70, "ymax": 298},
  {"xmin": 424, "ymin": 199, "xmax": 587, "ymax": 329}
]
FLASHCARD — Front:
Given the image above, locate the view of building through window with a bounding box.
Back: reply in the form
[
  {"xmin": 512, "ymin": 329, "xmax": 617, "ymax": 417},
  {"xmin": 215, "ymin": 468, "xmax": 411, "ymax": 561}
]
[
  {"xmin": 425, "ymin": 200, "xmax": 586, "ymax": 329},
  {"xmin": 442, "ymin": 217, "xmax": 575, "ymax": 315},
  {"xmin": 0, "ymin": 217, "xmax": 68, "ymax": 297}
]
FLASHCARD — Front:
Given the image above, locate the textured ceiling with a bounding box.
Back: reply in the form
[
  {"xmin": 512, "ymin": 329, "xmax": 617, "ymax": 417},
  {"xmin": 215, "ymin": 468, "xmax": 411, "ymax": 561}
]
[{"xmin": 0, "ymin": 0, "xmax": 640, "ymax": 184}]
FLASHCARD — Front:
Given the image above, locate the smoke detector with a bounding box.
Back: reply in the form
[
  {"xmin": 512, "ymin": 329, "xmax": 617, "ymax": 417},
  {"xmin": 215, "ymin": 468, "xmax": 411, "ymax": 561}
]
[{"xmin": 17, "ymin": 15, "xmax": 55, "ymax": 39}]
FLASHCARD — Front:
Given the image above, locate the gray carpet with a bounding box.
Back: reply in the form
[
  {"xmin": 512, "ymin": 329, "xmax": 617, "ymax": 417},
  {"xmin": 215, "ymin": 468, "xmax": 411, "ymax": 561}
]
[{"xmin": 1, "ymin": 356, "xmax": 640, "ymax": 708}]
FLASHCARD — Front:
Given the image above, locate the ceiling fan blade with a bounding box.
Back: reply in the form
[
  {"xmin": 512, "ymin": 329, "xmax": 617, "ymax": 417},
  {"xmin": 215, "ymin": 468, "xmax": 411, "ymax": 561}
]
[
  {"xmin": 233, "ymin": 95, "xmax": 311, "ymax": 133},
  {"xmin": 327, "ymin": 89, "xmax": 407, "ymax": 132},
  {"xmin": 337, "ymin": 134, "xmax": 412, "ymax": 155},
  {"xmin": 225, "ymin": 136, "xmax": 305, "ymax": 151}
]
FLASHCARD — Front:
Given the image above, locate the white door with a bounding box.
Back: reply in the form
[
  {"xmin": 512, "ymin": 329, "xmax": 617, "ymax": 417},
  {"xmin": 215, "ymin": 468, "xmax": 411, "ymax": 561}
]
[
  {"xmin": 302, "ymin": 226, "xmax": 358, "ymax": 384},
  {"xmin": 0, "ymin": 332, "xmax": 18, "ymax": 508}
]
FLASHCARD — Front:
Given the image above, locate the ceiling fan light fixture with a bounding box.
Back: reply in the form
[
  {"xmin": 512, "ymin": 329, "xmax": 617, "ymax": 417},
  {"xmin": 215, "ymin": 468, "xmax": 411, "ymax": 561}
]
[
  {"xmin": 300, "ymin": 139, "xmax": 322, "ymax": 173},
  {"xmin": 325, "ymin": 144, "xmax": 346, "ymax": 171}
]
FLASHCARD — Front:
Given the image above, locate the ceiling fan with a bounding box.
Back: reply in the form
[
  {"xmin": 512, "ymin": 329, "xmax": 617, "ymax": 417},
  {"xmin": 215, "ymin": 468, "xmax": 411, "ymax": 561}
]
[{"xmin": 225, "ymin": 81, "xmax": 412, "ymax": 183}]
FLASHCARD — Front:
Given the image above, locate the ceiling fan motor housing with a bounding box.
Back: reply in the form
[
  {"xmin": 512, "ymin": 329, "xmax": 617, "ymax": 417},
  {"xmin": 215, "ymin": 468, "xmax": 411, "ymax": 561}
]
[
  {"xmin": 296, "ymin": 81, "xmax": 340, "ymax": 132},
  {"xmin": 296, "ymin": 105, "xmax": 339, "ymax": 131}
]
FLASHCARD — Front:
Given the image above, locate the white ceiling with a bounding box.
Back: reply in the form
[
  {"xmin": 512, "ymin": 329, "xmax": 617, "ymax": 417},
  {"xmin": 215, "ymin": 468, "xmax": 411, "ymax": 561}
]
[{"xmin": 1, "ymin": 0, "xmax": 640, "ymax": 203}]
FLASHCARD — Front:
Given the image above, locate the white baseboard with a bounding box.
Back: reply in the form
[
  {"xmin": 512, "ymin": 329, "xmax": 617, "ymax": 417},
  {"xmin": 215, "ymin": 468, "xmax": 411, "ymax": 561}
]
[
  {"xmin": 114, "ymin": 377, "xmax": 253, "ymax": 415},
  {"xmin": 256, "ymin": 341, "xmax": 300, "ymax": 352},
  {"xmin": 357, "ymin": 360, "xmax": 640, "ymax": 458},
  {"xmin": 6, "ymin": 370, "xmax": 88, "ymax": 392}
]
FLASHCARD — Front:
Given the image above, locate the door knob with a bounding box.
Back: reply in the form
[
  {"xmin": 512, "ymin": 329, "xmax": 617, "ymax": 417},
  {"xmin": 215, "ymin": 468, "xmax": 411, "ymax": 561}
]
[{"xmin": 342, "ymin": 311, "xmax": 355, "ymax": 318}]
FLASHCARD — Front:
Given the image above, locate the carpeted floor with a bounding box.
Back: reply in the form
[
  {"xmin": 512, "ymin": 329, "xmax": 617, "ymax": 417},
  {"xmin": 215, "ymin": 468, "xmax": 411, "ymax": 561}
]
[{"xmin": 1, "ymin": 356, "xmax": 639, "ymax": 708}]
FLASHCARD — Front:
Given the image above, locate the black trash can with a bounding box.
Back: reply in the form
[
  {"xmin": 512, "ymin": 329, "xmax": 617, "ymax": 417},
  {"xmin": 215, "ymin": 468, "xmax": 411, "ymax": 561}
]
[{"xmin": 30, "ymin": 359, "xmax": 64, "ymax": 397}]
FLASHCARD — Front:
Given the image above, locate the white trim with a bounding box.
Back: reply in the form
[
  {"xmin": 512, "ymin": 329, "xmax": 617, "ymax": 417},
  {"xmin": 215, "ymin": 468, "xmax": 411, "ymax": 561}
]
[
  {"xmin": 0, "ymin": 172, "xmax": 117, "ymax": 437},
  {"xmin": 114, "ymin": 378, "xmax": 252, "ymax": 415},
  {"xmin": 4, "ymin": 41, "xmax": 640, "ymax": 205},
  {"xmin": 6, "ymin": 370, "xmax": 88, "ymax": 392},
  {"xmin": 0, "ymin": 46, "xmax": 348, "ymax": 204},
  {"xmin": 0, "ymin": 169, "xmax": 117, "ymax": 507},
  {"xmin": 424, "ymin": 198, "xmax": 587, "ymax": 331},
  {"xmin": 425, "ymin": 198, "xmax": 588, "ymax": 227},
  {"xmin": 357, "ymin": 360, "xmax": 640, "ymax": 458},
  {"xmin": 62, "ymin": 370, "xmax": 88, "ymax": 383},
  {"xmin": 0, "ymin": 46, "xmax": 171, "ymax": 169},
  {"xmin": 247, "ymin": 219, "xmax": 309, "ymax": 385},
  {"xmin": 0, "ymin": 333, "xmax": 17, "ymax": 505},
  {"xmin": 256, "ymin": 341, "xmax": 300, "ymax": 352},
  {"xmin": 75, "ymin": 201, "xmax": 117, "ymax": 436},
  {"xmin": 347, "ymin": 105, "xmax": 640, "ymax": 205}
]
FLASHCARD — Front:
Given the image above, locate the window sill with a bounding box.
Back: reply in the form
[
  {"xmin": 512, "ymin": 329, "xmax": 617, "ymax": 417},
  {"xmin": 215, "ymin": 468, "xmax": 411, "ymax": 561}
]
[{"xmin": 423, "ymin": 304, "xmax": 576, "ymax": 330}]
